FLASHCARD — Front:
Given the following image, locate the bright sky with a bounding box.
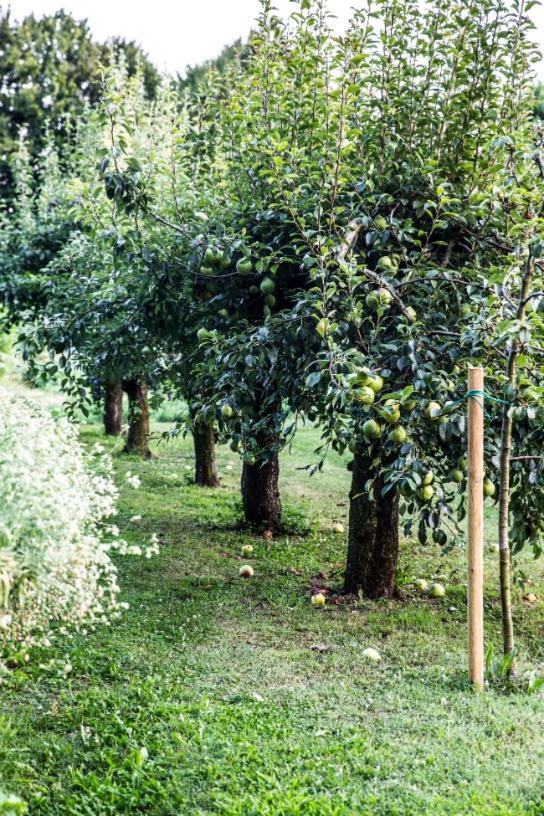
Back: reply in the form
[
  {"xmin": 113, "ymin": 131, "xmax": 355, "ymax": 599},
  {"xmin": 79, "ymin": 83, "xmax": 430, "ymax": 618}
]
[{"xmin": 5, "ymin": 0, "xmax": 544, "ymax": 78}]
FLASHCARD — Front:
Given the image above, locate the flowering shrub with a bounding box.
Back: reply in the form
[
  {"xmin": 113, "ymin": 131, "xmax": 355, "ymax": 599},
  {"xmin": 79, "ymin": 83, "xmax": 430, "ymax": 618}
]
[{"xmin": 0, "ymin": 389, "xmax": 155, "ymax": 667}]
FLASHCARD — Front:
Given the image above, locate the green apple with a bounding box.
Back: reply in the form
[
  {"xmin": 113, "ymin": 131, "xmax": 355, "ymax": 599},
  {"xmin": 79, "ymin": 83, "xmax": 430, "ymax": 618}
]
[
  {"xmin": 356, "ymin": 386, "xmax": 375, "ymax": 405},
  {"xmin": 374, "ymin": 216, "xmax": 388, "ymax": 231},
  {"xmin": 260, "ymin": 277, "xmax": 276, "ymax": 295},
  {"xmin": 429, "ymin": 582, "xmax": 445, "ymax": 598},
  {"xmin": 316, "ymin": 318, "xmax": 330, "ymax": 337},
  {"xmin": 419, "ymin": 485, "xmax": 434, "ymax": 501},
  {"xmin": 311, "ymin": 592, "xmax": 326, "ymax": 606},
  {"xmin": 203, "ymin": 246, "xmax": 218, "ymax": 265},
  {"xmin": 366, "ymin": 291, "xmax": 380, "ymax": 310},
  {"xmin": 388, "ymin": 426, "xmax": 407, "ymax": 444},
  {"xmin": 221, "ymin": 404, "xmax": 234, "ymax": 419},
  {"xmin": 422, "ymin": 471, "xmax": 434, "ymax": 486},
  {"xmin": 483, "ymin": 479, "xmax": 496, "ymax": 498},
  {"xmin": 451, "ymin": 469, "xmax": 464, "ymax": 484},
  {"xmin": 197, "ymin": 327, "xmax": 209, "ymax": 343},
  {"xmin": 200, "ymin": 265, "xmax": 214, "ymax": 276},
  {"xmin": 241, "ymin": 544, "xmax": 254, "ymax": 556},
  {"xmin": 236, "ymin": 257, "xmax": 253, "ymax": 276},
  {"xmin": 362, "ymin": 419, "xmax": 382, "ymax": 440},
  {"xmin": 457, "ymin": 456, "xmax": 468, "ymax": 470},
  {"xmin": 424, "ymin": 401, "xmax": 442, "ymax": 419},
  {"xmin": 382, "ymin": 399, "xmax": 400, "ymax": 423},
  {"xmin": 405, "ymin": 306, "xmax": 417, "ymax": 322},
  {"xmin": 414, "ymin": 578, "xmax": 428, "ymax": 592},
  {"xmin": 264, "ymin": 293, "xmax": 276, "ymax": 307},
  {"xmin": 368, "ymin": 374, "xmax": 384, "ymax": 393},
  {"xmin": 331, "ymin": 522, "xmax": 344, "ymax": 534},
  {"xmin": 362, "ymin": 647, "xmax": 381, "ymax": 662}
]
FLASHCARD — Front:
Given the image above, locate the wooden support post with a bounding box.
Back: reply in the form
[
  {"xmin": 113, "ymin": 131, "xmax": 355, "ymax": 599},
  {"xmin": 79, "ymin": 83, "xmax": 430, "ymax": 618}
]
[{"xmin": 467, "ymin": 366, "xmax": 485, "ymax": 690}]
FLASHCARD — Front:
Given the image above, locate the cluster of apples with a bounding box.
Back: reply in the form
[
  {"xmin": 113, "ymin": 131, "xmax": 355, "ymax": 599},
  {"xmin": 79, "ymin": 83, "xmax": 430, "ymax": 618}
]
[
  {"xmin": 200, "ymin": 244, "xmax": 232, "ymax": 275},
  {"xmin": 346, "ymin": 367, "xmax": 408, "ymax": 446}
]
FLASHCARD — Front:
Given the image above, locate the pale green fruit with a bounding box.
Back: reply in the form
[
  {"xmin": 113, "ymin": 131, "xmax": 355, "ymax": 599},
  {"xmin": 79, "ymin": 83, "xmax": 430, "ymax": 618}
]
[
  {"xmin": 366, "ymin": 292, "xmax": 380, "ymax": 310},
  {"xmin": 419, "ymin": 485, "xmax": 434, "ymax": 501},
  {"xmin": 331, "ymin": 522, "xmax": 344, "ymax": 534},
  {"xmin": 483, "ymin": 479, "xmax": 496, "ymax": 498},
  {"xmin": 457, "ymin": 456, "xmax": 468, "ymax": 470},
  {"xmin": 362, "ymin": 419, "xmax": 382, "ymax": 440},
  {"xmin": 241, "ymin": 544, "xmax": 254, "ymax": 556},
  {"xmin": 260, "ymin": 277, "xmax": 276, "ymax": 295},
  {"xmin": 203, "ymin": 246, "xmax": 218, "ymax": 265},
  {"xmin": 451, "ymin": 469, "xmax": 464, "ymax": 484},
  {"xmin": 197, "ymin": 327, "xmax": 209, "ymax": 343},
  {"xmin": 200, "ymin": 265, "xmax": 214, "ymax": 276},
  {"xmin": 316, "ymin": 318, "xmax": 330, "ymax": 337},
  {"xmin": 356, "ymin": 386, "xmax": 375, "ymax": 405},
  {"xmin": 236, "ymin": 258, "xmax": 253, "ymax": 276},
  {"xmin": 405, "ymin": 306, "xmax": 417, "ymax": 322},
  {"xmin": 376, "ymin": 287, "xmax": 392, "ymax": 304},
  {"xmin": 368, "ymin": 374, "xmax": 384, "ymax": 393},
  {"xmin": 362, "ymin": 647, "xmax": 381, "ymax": 662},
  {"xmin": 388, "ymin": 426, "xmax": 407, "ymax": 444},
  {"xmin": 429, "ymin": 582, "xmax": 445, "ymax": 598},
  {"xmin": 422, "ymin": 471, "xmax": 434, "ymax": 486},
  {"xmin": 383, "ymin": 399, "xmax": 400, "ymax": 423},
  {"xmin": 311, "ymin": 592, "xmax": 326, "ymax": 606},
  {"xmin": 425, "ymin": 401, "xmax": 442, "ymax": 419},
  {"xmin": 414, "ymin": 578, "xmax": 428, "ymax": 592},
  {"xmin": 374, "ymin": 216, "xmax": 388, "ymax": 231},
  {"xmin": 264, "ymin": 293, "xmax": 276, "ymax": 307},
  {"xmin": 221, "ymin": 404, "xmax": 234, "ymax": 419}
]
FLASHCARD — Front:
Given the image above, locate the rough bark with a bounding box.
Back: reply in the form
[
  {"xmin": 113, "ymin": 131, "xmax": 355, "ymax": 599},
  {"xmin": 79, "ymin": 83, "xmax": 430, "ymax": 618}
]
[
  {"xmin": 497, "ymin": 256, "xmax": 533, "ymax": 663},
  {"xmin": 241, "ymin": 453, "xmax": 282, "ymax": 530},
  {"xmin": 193, "ymin": 421, "xmax": 220, "ymax": 487},
  {"xmin": 122, "ymin": 379, "xmax": 151, "ymax": 458},
  {"xmin": 103, "ymin": 380, "xmax": 123, "ymax": 436},
  {"xmin": 344, "ymin": 449, "xmax": 399, "ymax": 598}
]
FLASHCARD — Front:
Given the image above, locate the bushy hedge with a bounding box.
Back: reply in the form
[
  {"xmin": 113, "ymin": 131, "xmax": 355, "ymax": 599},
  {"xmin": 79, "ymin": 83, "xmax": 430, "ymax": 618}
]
[{"xmin": 0, "ymin": 389, "xmax": 127, "ymax": 663}]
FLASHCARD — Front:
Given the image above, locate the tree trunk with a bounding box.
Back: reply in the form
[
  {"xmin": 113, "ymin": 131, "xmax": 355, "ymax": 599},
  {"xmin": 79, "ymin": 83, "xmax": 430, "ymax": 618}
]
[
  {"xmin": 497, "ymin": 256, "xmax": 533, "ymax": 664},
  {"xmin": 103, "ymin": 380, "xmax": 123, "ymax": 436},
  {"xmin": 193, "ymin": 421, "xmax": 220, "ymax": 487},
  {"xmin": 122, "ymin": 379, "xmax": 151, "ymax": 458},
  {"xmin": 241, "ymin": 453, "xmax": 282, "ymax": 530},
  {"xmin": 344, "ymin": 449, "xmax": 399, "ymax": 598}
]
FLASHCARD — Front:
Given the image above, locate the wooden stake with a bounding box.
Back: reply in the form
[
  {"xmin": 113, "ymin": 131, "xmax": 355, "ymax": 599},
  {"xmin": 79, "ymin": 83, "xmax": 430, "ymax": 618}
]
[{"xmin": 467, "ymin": 366, "xmax": 485, "ymax": 690}]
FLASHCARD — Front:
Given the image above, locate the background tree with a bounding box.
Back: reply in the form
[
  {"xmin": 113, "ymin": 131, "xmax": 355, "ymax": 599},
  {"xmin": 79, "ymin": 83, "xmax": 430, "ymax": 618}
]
[{"xmin": 0, "ymin": 7, "xmax": 160, "ymax": 200}]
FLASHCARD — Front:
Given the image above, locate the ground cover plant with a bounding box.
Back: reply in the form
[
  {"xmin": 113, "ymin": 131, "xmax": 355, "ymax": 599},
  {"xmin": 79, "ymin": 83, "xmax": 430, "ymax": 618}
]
[{"xmin": 0, "ymin": 407, "xmax": 543, "ymax": 815}]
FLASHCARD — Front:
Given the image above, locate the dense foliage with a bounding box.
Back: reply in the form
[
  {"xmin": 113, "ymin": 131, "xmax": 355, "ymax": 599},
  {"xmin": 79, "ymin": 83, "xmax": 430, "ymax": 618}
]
[{"xmin": 0, "ymin": 7, "xmax": 160, "ymax": 200}]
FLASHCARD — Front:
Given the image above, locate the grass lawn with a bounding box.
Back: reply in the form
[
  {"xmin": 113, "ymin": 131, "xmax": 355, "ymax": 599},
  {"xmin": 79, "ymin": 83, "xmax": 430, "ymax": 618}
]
[{"xmin": 1, "ymin": 420, "xmax": 544, "ymax": 815}]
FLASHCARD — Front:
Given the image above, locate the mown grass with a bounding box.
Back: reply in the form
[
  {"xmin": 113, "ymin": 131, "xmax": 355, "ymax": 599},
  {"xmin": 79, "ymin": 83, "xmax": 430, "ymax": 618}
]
[{"xmin": 1, "ymin": 420, "xmax": 544, "ymax": 815}]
